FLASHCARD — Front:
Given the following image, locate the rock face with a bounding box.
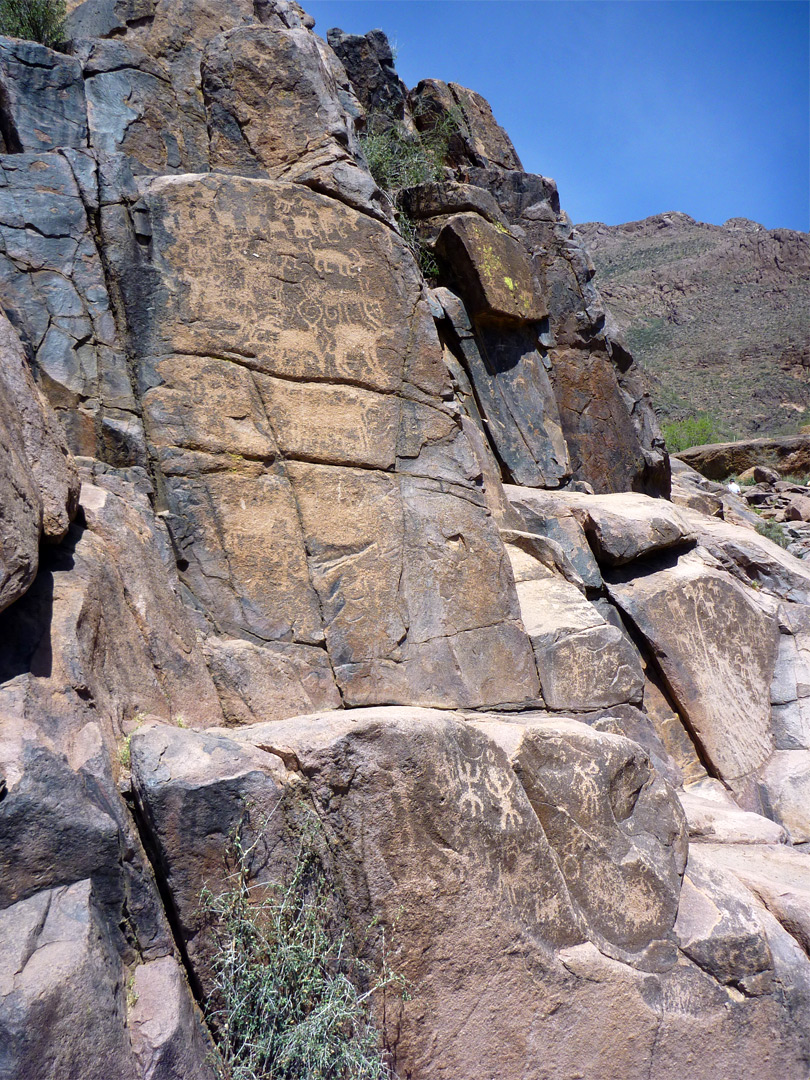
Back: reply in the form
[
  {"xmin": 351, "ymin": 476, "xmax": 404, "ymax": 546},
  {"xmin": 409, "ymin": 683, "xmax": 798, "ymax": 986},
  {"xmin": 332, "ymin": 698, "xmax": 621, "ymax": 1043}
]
[
  {"xmin": 578, "ymin": 213, "xmax": 810, "ymax": 438},
  {"xmin": 1, "ymin": 4, "xmax": 809, "ymax": 1078}
]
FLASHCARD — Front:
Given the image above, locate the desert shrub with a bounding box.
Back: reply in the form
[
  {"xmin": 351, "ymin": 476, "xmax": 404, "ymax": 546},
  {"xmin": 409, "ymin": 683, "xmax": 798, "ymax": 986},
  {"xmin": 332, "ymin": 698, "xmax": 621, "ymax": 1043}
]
[
  {"xmin": 0, "ymin": 0, "xmax": 66, "ymax": 47},
  {"xmin": 754, "ymin": 518, "xmax": 790, "ymax": 549},
  {"xmin": 359, "ymin": 108, "xmax": 459, "ymax": 280},
  {"xmin": 662, "ymin": 413, "xmax": 729, "ymax": 452},
  {"xmin": 202, "ymin": 821, "xmax": 402, "ymax": 1080}
]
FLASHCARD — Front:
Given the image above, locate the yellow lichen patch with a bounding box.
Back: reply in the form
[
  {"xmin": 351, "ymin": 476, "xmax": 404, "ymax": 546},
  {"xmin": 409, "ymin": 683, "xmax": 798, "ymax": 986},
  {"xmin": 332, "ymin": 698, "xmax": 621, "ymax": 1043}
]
[{"xmin": 504, "ymin": 276, "xmax": 515, "ymax": 291}]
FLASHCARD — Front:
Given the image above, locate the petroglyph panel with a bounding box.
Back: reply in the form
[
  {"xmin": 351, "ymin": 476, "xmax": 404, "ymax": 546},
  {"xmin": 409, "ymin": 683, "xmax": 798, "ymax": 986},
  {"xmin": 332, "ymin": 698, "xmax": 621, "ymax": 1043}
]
[
  {"xmin": 608, "ymin": 551, "xmax": 778, "ymax": 797},
  {"xmin": 254, "ymin": 375, "xmax": 399, "ymax": 469},
  {"xmin": 138, "ymin": 174, "xmax": 426, "ymax": 393}
]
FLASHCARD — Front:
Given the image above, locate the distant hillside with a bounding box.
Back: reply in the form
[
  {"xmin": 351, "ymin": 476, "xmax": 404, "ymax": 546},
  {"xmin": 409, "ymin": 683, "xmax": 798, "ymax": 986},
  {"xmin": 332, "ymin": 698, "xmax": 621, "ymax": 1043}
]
[{"xmin": 578, "ymin": 213, "xmax": 810, "ymax": 439}]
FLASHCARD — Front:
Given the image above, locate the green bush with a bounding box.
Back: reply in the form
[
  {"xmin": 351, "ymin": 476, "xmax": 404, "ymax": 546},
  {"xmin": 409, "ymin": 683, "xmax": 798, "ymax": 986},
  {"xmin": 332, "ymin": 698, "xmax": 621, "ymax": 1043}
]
[
  {"xmin": 202, "ymin": 822, "xmax": 402, "ymax": 1080},
  {"xmin": 359, "ymin": 108, "xmax": 459, "ymax": 281},
  {"xmin": 754, "ymin": 518, "xmax": 790, "ymax": 549},
  {"xmin": 0, "ymin": 0, "xmax": 66, "ymax": 47},
  {"xmin": 662, "ymin": 413, "xmax": 729, "ymax": 453}
]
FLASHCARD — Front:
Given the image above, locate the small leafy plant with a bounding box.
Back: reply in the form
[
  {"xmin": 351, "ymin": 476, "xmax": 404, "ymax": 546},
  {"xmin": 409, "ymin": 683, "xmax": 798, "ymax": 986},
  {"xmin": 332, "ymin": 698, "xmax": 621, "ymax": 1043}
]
[
  {"xmin": 201, "ymin": 818, "xmax": 403, "ymax": 1080},
  {"xmin": 0, "ymin": 0, "xmax": 66, "ymax": 47}
]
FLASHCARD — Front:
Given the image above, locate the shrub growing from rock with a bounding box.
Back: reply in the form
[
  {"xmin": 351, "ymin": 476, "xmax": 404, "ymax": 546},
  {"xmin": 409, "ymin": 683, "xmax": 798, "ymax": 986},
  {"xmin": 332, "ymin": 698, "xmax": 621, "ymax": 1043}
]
[{"xmin": 0, "ymin": 0, "xmax": 66, "ymax": 46}]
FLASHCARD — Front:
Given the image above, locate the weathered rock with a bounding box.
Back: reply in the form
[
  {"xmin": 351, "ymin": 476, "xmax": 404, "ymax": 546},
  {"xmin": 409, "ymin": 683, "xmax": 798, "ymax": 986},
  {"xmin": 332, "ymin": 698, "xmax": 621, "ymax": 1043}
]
[
  {"xmin": 477, "ymin": 716, "xmax": 687, "ymax": 953},
  {"xmin": 505, "ymin": 483, "xmax": 603, "ymax": 589},
  {"xmin": 0, "ymin": 879, "xmax": 214, "ymax": 1080},
  {"xmin": 761, "ymin": 751, "xmax": 810, "ymax": 842},
  {"xmin": 131, "ymin": 710, "xmax": 810, "ymax": 1077},
  {"xmin": 0, "ymin": 313, "xmax": 79, "ymax": 543},
  {"xmin": 326, "ymin": 27, "xmax": 407, "ymax": 118},
  {"xmin": 433, "ymin": 286, "xmax": 570, "ymax": 488},
  {"xmin": 0, "ymin": 151, "xmax": 143, "ymax": 462},
  {"xmin": 202, "ymin": 24, "xmax": 384, "ymax": 217},
  {"xmin": 679, "ymin": 779, "xmax": 788, "ymax": 845},
  {"xmin": 681, "ymin": 507, "xmax": 810, "ymax": 604},
  {"xmin": 674, "ymin": 846, "xmax": 778, "ymax": 988},
  {"xmin": 435, "ymin": 212, "xmax": 546, "ymax": 322},
  {"xmin": 408, "ymin": 79, "xmax": 522, "ymax": 172},
  {"xmin": 700, "ymin": 843, "xmax": 810, "ymax": 957},
  {"xmin": 128, "ymin": 955, "xmax": 218, "ymax": 1080},
  {"xmin": 607, "ymin": 550, "xmax": 779, "ymax": 805},
  {"xmin": 108, "ymin": 172, "xmax": 538, "ymax": 708},
  {"xmin": 676, "ymin": 435, "xmax": 810, "ymax": 482},
  {"xmin": 0, "ymin": 40, "xmax": 87, "ymax": 152},
  {"xmin": 510, "ymin": 553, "xmax": 644, "ymax": 710},
  {"xmin": 0, "ymin": 880, "xmax": 139, "ymax": 1080},
  {"xmin": 81, "ymin": 38, "xmax": 209, "ymax": 173},
  {"xmin": 203, "ymin": 636, "xmax": 341, "ymax": 725}
]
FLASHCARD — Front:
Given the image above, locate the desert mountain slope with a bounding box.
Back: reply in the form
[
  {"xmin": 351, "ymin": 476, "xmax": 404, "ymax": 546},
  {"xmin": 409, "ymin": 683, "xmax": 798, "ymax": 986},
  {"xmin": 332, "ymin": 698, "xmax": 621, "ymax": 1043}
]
[{"xmin": 578, "ymin": 213, "xmax": 810, "ymax": 438}]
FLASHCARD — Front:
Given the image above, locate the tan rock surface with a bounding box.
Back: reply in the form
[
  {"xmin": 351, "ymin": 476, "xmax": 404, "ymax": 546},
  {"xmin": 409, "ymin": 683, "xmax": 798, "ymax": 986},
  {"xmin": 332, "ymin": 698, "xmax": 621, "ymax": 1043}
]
[{"xmin": 607, "ymin": 550, "xmax": 778, "ymax": 803}]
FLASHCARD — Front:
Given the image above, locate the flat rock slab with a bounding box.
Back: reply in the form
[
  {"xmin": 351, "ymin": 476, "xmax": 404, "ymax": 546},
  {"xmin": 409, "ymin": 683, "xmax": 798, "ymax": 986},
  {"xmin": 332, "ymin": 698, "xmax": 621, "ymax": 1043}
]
[
  {"xmin": 681, "ymin": 507, "xmax": 810, "ymax": 604},
  {"xmin": 607, "ymin": 550, "xmax": 778, "ymax": 799},
  {"xmin": 679, "ymin": 782, "xmax": 788, "ymax": 845},
  {"xmin": 435, "ymin": 212, "xmax": 546, "ymax": 321},
  {"xmin": 509, "ymin": 488, "xmax": 696, "ymax": 566},
  {"xmin": 113, "ymin": 172, "xmax": 539, "ymax": 708},
  {"xmin": 698, "ymin": 843, "xmax": 810, "ymax": 957}
]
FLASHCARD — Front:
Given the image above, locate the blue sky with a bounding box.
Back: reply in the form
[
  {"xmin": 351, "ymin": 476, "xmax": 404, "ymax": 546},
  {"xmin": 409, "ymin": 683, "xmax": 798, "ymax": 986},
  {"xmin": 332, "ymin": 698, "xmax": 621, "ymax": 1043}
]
[{"xmin": 306, "ymin": 1, "xmax": 810, "ymax": 231}]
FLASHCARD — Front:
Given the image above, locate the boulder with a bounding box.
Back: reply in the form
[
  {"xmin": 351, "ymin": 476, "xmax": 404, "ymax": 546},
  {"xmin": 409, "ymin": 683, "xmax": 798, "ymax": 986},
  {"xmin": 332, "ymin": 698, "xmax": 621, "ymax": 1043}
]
[
  {"xmin": 607, "ymin": 550, "xmax": 778, "ymax": 804},
  {"xmin": 202, "ymin": 24, "xmax": 384, "ymax": 217},
  {"xmin": 0, "ymin": 881, "xmax": 139, "ymax": 1080},
  {"xmin": 679, "ymin": 779, "xmax": 788, "ymax": 845},
  {"xmin": 476, "ymin": 715, "xmax": 687, "ymax": 954},
  {"xmin": 408, "ymin": 79, "xmax": 523, "ymax": 172},
  {"xmin": 700, "ymin": 843, "xmax": 810, "ymax": 957},
  {"xmin": 435, "ymin": 212, "xmax": 546, "ymax": 322},
  {"xmin": 0, "ymin": 880, "xmax": 215, "ymax": 1080},
  {"xmin": 676, "ymin": 435, "xmax": 810, "ymax": 482},
  {"xmin": 130, "ymin": 709, "xmax": 810, "ymax": 1078},
  {"xmin": 510, "ymin": 555, "xmax": 644, "ymax": 711},
  {"xmin": 326, "ymin": 27, "xmax": 408, "ymax": 118}
]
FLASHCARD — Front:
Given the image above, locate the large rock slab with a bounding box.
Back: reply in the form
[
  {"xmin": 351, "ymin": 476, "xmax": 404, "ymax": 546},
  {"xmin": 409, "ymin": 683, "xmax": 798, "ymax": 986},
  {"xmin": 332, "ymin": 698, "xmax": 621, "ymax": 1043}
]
[
  {"xmin": 109, "ymin": 173, "xmax": 538, "ymax": 708},
  {"xmin": 0, "ymin": 151, "xmax": 142, "ymax": 462},
  {"xmin": 0, "ymin": 312, "xmax": 79, "ymax": 613},
  {"xmin": 509, "ymin": 548, "xmax": 644, "ymax": 710},
  {"xmin": 435, "ymin": 212, "xmax": 547, "ymax": 321},
  {"xmin": 0, "ymin": 39, "xmax": 87, "ymax": 152},
  {"xmin": 505, "ymin": 487, "xmax": 696, "ymax": 566},
  {"xmin": 202, "ymin": 24, "xmax": 383, "ymax": 216},
  {"xmin": 681, "ymin": 506, "xmax": 810, "ymax": 604},
  {"xmin": 433, "ymin": 286, "xmax": 570, "ymax": 488},
  {"xmin": 474, "ymin": 716, "xmax": 687, "ymax": 954},
  {"xmin": 607, "ymin": 550, "xmax": 779, "ymax": 803},
  {"xmin": 131, "ymin": 709, "xmax": 810, "ymax": 1078},
  {"xmin": 679, "ymin": 779, "xmax": 788, "ymax": 845}
]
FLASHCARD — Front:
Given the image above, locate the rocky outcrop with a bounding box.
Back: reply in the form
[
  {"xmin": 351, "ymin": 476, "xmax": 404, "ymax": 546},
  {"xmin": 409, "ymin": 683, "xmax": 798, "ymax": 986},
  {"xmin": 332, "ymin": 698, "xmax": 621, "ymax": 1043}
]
[
  {"xmin": 578, "ymin": 213, "xmax": 810, "ymax": 438},
  {"xmin": 1, "ymin": 4, "xmax": 809, "ymax": 1077}
]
